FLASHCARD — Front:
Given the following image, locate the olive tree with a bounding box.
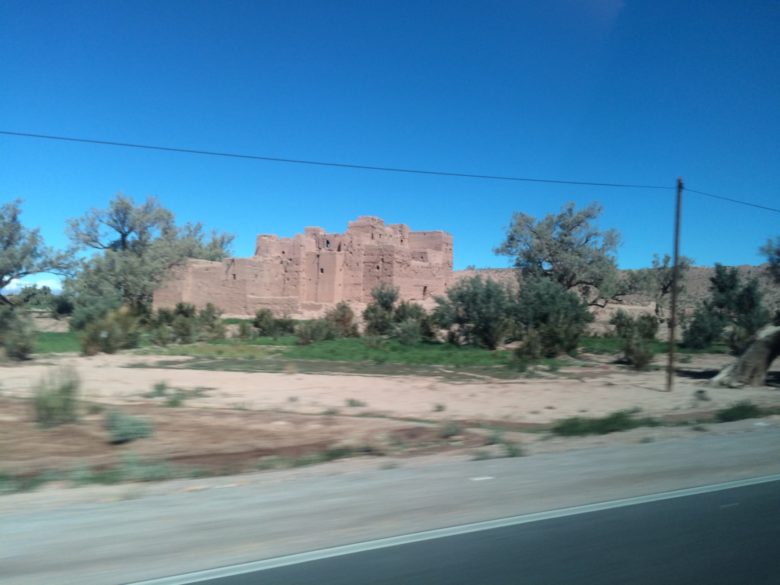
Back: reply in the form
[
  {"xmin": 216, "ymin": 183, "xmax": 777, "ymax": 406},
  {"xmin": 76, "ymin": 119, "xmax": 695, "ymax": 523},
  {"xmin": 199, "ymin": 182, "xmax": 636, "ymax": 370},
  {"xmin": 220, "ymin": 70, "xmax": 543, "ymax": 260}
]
[
  {"xmin": 712, "ymin": 238, "xmax": 780, "ymax": 387},
  {"xmin": 66, "ymin": 194, "xmax": 233, "ymax": 325},
  {"xmin": 495, "ymin": 202, "xmax": 623, "ymax": 307},
  {"xmin": 0, "ymin": 200, "xmax": 71, "ymax": 358},
  {"xmin": 1, "ymin": 200, "xmax": 71, "ymax": 306}
]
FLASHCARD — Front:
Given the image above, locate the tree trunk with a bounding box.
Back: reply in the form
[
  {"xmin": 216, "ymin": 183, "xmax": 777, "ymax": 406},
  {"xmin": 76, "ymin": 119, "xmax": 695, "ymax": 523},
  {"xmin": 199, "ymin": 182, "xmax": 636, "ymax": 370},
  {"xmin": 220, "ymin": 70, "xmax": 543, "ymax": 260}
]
[{"xmin": 710, "ymin": 324, "xmax": 780, "ymax": 387}]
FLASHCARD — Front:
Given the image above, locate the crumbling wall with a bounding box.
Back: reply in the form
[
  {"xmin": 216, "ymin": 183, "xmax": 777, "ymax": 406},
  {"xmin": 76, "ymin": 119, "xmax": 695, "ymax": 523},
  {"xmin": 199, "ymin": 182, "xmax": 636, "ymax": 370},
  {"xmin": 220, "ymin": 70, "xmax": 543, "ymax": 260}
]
[{"xmin": 152, "ymin": 216, "xmax": 453, "ymax": 316}]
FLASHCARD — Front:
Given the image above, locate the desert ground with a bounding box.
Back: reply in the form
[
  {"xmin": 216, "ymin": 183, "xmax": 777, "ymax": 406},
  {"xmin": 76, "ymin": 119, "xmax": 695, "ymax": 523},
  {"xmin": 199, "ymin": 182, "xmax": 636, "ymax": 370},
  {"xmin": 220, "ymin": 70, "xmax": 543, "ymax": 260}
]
[{"xmin": 2, "ymin": 348, "xmax": 779, "ymax": 485}]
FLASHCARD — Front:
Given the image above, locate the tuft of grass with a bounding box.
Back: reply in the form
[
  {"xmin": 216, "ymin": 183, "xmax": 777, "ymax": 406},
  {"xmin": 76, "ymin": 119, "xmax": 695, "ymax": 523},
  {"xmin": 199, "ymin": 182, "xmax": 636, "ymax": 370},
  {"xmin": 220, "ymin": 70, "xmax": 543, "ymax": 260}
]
[
  {"xmin": 438, "ymin": 421, "xmax": 463, "ymax": 439},
  {"xmin": 164, "ymin": 392, "xmax": 185, "ymax": 407},
  {"xmin": 551, "ymin": 410, "xmax": 660, "ymax": 437},
  {"xmin": 715, "ymin": 401, "xmax": 764, "ymax": 422},
  {"xmin": 33, "ymin": 367, "xmax": 80, "ymax": 427},
  {"xmin": 433, "ymin": 403, "xmax": 446, "ymax": 412},
  {"xmin": 322, "ymin": 408, "xmax": 340, "ymax": 416},
  {"xmin": 345, "ymin": 398, "xmax": 367, "ymax": 408},
  {"xmin": 105, "ymin": 411, "xmax": 154, "ymax": 444},
  {"xmin": 502, "ymin": 441, "xmax": 523, "ymax": 457},
  {"xmin": 147, "ymin": 381, "xmax": 168, "ymax": 398}
]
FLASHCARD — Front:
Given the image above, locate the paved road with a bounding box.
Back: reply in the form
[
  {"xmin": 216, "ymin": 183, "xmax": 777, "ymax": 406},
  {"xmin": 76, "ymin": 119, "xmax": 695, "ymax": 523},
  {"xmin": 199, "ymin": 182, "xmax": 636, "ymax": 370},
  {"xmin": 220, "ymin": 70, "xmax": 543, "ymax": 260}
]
[
  {"xmin": 3, "ymin": 426, "xmax": 780, "ymax": 584},
  {"xmin": 155, "ymin": 479, "xmax": 780, "ymax": 585}
]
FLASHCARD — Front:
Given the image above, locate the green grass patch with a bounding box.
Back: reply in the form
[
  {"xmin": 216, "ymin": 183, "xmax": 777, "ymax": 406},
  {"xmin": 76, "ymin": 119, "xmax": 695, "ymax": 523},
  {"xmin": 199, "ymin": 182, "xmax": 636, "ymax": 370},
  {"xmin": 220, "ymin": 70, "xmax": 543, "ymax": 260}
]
[
  {"xmin": 551, "ymin": 410, "xmax": 661, "ymax": 436},
  {"xmin": 284, "ymin": 338, "xmax": 513, "ymax": 367},
  {"xmin": 715, "ymin": 401, "xmax": 775, "ymax": 422},
  {"xmin": 34, "ymin": 331, "xmax": 82, "ymax": 354}
]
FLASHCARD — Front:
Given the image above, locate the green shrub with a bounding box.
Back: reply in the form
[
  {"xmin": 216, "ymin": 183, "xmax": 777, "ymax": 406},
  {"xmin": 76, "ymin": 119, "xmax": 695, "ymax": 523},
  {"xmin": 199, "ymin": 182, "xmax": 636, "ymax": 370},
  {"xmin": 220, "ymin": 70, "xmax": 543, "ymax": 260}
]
[
  {"xmin": 610, "ymin": 310, "xmax": 658, "ymax": 370},
  {"xmin": 197, "ymin": 303, "xmax": 225, "ymax": 341},
  {"xmin": 324, "ymin": 302, "xmax": 359, "ymax": 337},
  {"xmin": 551, "ymin": 411, "xmax": 660, "ymax": 436},
  {"xmin": 253, "ymin": 308, "xmax": 276, "ymax": 336},
  {"xmin": 80, "ymin": 307, "xmax": 140, "ymax": 355},
  {"xmin": 392, "ymin": 317, "xmax": 423, "ymax": 346},
  {"xmin": 33, "ymin": 368, "xmax": 80, "ymax": 427},
  {"xmin": 295, "ymin": 319, "xmax": 338, "ymax": 345},
  {"xmin": 514, "ymin": 278, "xmax": 593, "ymax": 358},
  {"xmin": 0, "ymin": 307, "xmax": 35, "ymax": 360},
  {"xmin": 683, "ymin": 305, "xmax": 725, "ymax": 349},
  {"xmin": 105, "ymin": 410, "xmax": 154, "ymax": 444},
  {"xmin": 433, "ymin": 276, "xmax": 512, "ymax": 349},
  {"xmin": 438, "ymin": 421, "xmax": 463, "ymax": 439},
  {"xmin": 237, "ymin": 321, "xmax": 254, "ymax": 340},
  {"xmin": 149, "ymin": 324, "xmax": 174, "ymax": 346},
  {"xmin": 172, "ymin": 314, "xmax": 197, "ymax": 344},
  {"xmin": 393, "ymin": 301, "xmax": 435, "ymax": 340},
  {"xmin": 715, "ymin": 401, "xmax": 763, "ymax": 422}
]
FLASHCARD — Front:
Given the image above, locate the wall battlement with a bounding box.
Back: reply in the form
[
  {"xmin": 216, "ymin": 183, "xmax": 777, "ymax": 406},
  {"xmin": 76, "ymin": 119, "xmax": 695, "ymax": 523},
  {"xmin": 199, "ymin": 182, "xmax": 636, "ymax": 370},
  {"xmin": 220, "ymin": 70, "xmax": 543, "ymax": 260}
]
[{"xmin": 153, "ymin": 216, "xmax": 453, "ymax": 316}]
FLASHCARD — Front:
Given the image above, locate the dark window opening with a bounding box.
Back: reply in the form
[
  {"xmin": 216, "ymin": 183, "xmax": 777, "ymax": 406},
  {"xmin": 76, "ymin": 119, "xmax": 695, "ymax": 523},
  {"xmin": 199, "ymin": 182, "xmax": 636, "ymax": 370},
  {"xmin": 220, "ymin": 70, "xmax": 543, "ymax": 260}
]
[
  {"xmin": 232, "ymin": 274, "xmax": 237, "ymax": 280},
  {"xmin": 423, "ymin": 285, "xmax": 428, "ymax": 298},
  {"xmin": 325, "ymin": 239, "xmax": 331, "ymax": 249},
  {"xmin": 337, "ymin": 243, "xmax": 342, "ymax": 252},
  {"xmin": 320, "ymin": 268, "xmax": 324, "ymax": 274},
  {"xmin": 376, "ymin": 265, "xmax": 380, "ymax": 270}
]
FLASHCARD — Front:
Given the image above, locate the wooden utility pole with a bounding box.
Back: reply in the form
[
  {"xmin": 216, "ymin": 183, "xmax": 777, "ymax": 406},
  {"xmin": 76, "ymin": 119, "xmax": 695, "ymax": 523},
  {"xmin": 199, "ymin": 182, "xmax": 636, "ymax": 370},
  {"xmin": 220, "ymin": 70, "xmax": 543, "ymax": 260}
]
[{"xmin": 666, "ymin": 177, "xmax": 684, "ymax": 392}]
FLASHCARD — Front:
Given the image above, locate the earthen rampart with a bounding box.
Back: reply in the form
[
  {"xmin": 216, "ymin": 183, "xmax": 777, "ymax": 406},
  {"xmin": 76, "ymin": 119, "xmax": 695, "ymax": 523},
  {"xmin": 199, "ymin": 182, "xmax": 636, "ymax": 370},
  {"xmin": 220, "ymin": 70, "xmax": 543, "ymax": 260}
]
[{"xmin": 153, "ymin": 217, "xmax": 453, "ymax": 316}]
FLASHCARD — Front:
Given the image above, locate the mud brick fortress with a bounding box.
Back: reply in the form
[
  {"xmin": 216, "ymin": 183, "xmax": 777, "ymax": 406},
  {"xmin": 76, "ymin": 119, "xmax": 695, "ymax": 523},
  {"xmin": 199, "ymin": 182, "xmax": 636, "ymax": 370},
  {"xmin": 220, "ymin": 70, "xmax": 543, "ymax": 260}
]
[{"xmin": 153, "ymin": 217, "xmax": 453, "ymax": 316}]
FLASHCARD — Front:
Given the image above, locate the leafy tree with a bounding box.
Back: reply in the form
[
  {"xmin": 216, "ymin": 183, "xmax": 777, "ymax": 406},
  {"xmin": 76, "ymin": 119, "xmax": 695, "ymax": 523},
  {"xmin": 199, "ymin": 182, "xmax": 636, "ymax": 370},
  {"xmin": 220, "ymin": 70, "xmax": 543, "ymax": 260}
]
[
  {"xmin": 682, "ymin": 264, "xmax": 770, "ymax": 353},
  {"xmin": 66, "ymin": 194, "xmax": 233, "ymax": 323},
  {"xmin": 1, "ymin": 200, "xmax": 71, "ymax": 306},
  {"xmin": 761, "ymin": 236, "xmax": 780, "ymax": 284},
  {"xmin": 495, "ymin": 202, "xmax": 622, "ymax": 307},
  {"xmin": 513, "ymin": 277, "xmax": 593, "ymax": 358},
  {"xmin": 433, "ymin": 276, "xmax": 512, "ymax": 349},
  {"xmin": 628, "ymin": 254, "xmax": 693, "ymax": 322}
]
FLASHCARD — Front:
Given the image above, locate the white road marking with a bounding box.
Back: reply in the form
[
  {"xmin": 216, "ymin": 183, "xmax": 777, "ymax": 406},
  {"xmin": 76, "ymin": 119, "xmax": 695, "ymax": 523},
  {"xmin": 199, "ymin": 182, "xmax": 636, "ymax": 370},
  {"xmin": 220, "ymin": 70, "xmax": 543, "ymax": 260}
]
[
  {"xmin": 469, "ymin": 476, "xmax": 494, "ymax": 481},
  {"xmin": 130, "ymin": 473, "xmax": 780, "ymax": 585}
]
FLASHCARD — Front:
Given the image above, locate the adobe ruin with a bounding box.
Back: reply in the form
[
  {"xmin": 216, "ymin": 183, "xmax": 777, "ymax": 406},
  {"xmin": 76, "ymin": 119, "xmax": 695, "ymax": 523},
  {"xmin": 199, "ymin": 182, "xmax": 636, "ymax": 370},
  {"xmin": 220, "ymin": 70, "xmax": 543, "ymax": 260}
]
[{"xmin": 153, "ymin": 216, "xmax": 453, "ymax": 316}]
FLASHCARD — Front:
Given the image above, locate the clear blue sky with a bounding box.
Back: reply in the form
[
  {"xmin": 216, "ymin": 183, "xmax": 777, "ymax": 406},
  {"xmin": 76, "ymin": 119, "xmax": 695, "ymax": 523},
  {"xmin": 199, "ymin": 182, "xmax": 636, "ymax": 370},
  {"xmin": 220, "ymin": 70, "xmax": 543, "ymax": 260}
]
[{"xmin": 1, "ymin": 0, "xmax": 778, "ymax": 284}]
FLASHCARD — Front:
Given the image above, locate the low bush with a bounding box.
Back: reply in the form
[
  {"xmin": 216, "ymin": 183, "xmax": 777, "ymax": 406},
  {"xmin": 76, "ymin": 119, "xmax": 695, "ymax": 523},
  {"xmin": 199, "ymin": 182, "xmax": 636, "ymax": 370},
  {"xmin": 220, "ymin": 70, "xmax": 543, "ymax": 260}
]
[
  {"xmin": 33, "ymin": 368, "xmax": 80, "ymax": 427},
  {"xmin": 392, "ymin": 317, "xmax": 423, "ymax": 346},
  {"xmin": 433, "ymin": 276, "xmax": 512, "ymax": 350},
  {"xmin": 610, "ymin": 310, "xmax": 658, "ymax": 370},
  {"xmin": 551, "ymin": 410, "xmax": 660, "ymax": 436},
  {"xmin": 105, "ymin": 410, "xmax": 154, "ymax": 444},
  {"xmin": 80, "ymin": 307, "xmax": 140, "ymax": 355},
  {"xmin": 682, "ymin": 305, "xmax": 724, "ymax": 350},
  {"xmin": 0, "ymin": 307, "xmax": 35, "ymax": 360},
  {"xmin": 324, "ymin": 302, "xmax": 359, "ymax": 337},
  {"xmin": 514, "ymin": 278, "xmax": 593, "ymax": 358},
  {"xmin": 295, "ymin": 319, "xmax": 338, "ymax": 345},
  {"xmin": 197, "ymin": 303, "xmax": 225, "ymax": 341},
  {"xmin": 237, "ymin": 321, "xmax": 254, "ymax": 340},
  {"xmin": 715, "ymin": 401, "xmax": 763, "ymax": 422}
]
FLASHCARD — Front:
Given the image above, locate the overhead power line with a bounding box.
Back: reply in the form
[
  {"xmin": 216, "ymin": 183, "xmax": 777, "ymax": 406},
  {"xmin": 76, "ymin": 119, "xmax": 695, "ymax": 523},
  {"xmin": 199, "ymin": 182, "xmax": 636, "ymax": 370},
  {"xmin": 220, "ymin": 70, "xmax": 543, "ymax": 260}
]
[
  {"xmin": 0, "ymin": 130, "xmax": 670, "ymax": 190},
  {"xmin": 1, "ymin": 129, "xmax": 778, "ymax": 213}
]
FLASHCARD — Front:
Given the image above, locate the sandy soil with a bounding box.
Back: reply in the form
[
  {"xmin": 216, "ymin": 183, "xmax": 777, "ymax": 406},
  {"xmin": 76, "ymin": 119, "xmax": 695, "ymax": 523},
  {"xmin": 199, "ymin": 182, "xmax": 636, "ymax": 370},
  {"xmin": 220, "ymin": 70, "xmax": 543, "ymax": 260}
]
[{"xmin": 2, "ymin": 351, "xmax": 778, "ymax": 478}]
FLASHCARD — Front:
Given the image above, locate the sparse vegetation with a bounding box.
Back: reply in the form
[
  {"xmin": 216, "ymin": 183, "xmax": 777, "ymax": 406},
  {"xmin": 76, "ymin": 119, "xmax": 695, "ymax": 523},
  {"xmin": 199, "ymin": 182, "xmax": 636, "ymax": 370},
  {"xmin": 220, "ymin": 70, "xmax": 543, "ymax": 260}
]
[
  {"xmin": 551, "ymin": 410, "xmax": 660, "ymax": 436},
  {"xmin": 437, "ymin": 421, "xmax": 463, "ymax": 439},
  {"xmin": 33, "ymin": 368, "xmax": 81, "ymax": 427},
  {"xmin": 105, "ymin": 411, "xmax": 154, "ymax": 444},
  {"xmin": 346, "ymin": 398, "xmax": 367, "ymax": 407},
  {"xmin": 715, "ymin": 401, "xmax": 764, "ymax": 422}
]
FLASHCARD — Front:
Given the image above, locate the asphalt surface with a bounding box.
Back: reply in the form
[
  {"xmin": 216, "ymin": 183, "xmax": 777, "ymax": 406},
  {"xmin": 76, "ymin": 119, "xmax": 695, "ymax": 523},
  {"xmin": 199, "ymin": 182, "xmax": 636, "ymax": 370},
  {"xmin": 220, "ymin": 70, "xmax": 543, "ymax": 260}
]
[
  {"xmin": 4, "ymin": 426, "xmax": 780, "ymax": 584},
  {"xmin": 186, "ymin": 480, "xmax": 780, "ymax": 585}
]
